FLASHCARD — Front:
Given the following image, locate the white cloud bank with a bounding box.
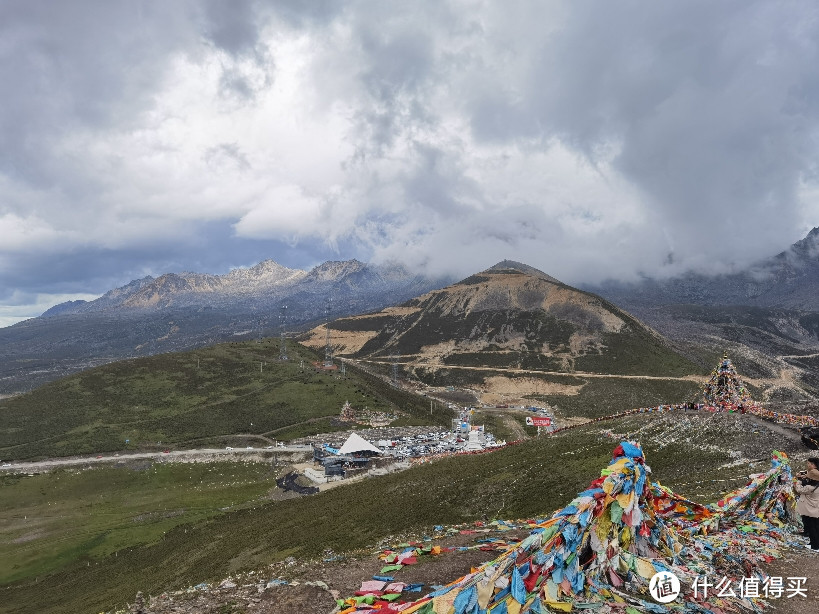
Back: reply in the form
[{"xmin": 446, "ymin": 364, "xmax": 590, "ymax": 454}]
[{"xmin": 1, "ymin": 0, "xmax": 819, "ymax": 324}]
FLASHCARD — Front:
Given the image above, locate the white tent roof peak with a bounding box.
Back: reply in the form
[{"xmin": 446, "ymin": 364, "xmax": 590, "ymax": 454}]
[{"xmin": 338, "ymin": 432, "xmax": 382, "ymax": 454}]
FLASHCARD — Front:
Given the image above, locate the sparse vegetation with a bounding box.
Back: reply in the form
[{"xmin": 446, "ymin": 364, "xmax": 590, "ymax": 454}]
[
  {"xmin": 3, "ymin": 262, "xmax": 812, "ymax": 614},
  {"xmin": 572, "ymin": 325, "xmax": 700, "ymax": 376},
  {"xmin": 542, "ymin": 378, "xmax": 702, "ymax": 418}
]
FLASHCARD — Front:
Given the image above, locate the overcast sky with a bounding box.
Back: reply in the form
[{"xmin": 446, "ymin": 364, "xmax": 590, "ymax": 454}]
[{"xmin": 2, "ymin": 0, "xmax": 819, "ymax": 327}]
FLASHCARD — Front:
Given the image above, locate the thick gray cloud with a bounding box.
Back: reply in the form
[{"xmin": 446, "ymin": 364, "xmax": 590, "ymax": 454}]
[{"xmin": 1, "ymin": 0, "xmax": 819, "ymax": 326}]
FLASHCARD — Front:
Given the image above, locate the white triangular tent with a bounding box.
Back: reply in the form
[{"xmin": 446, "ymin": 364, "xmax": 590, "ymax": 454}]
[{"xmin": 337, "ymin": 432, "xmax": 382, "ymax": 455}]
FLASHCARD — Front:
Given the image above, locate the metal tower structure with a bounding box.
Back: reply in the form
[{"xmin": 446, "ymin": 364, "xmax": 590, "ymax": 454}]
[
  {"xmin": 278, "ymin": 304, "xmax": 288, "ymax": 361},
  {"xmin": 324, "ymin": 298, "xmax": 333, "ymax": 367}
]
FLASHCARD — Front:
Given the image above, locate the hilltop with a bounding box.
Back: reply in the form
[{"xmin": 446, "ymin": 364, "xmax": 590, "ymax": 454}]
[
  {"xmin": 303, "ymin": 261, "xmax": 704, "ymax": 413},
  {"xmin": 305, "ymin": 261, "xmax": 697, "ymax": 375}
]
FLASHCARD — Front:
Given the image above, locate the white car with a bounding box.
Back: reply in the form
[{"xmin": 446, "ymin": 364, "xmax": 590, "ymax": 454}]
[{"xmin": 226, "ymin": 446, "xmax": 233, "ymax": 450}]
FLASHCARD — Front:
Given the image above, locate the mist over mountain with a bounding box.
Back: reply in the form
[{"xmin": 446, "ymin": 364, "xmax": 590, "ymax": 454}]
[
  {"xmin": 585, "ymin": 228, "xmax": 819, "ymax": 396},
  {"xmin": 589, "ymin": 227, "xmax": 819, "ymax": 311}
]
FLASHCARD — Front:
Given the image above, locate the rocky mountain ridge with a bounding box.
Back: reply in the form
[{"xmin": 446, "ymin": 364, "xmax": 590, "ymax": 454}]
[
  {"xmin": 0, "ymin": 259, "xmax": 452, "ymax": 395},
  {"xmin": 40, "ymin": 260, "xmax": 383, "ymax": 315},
  {"xmin": 591, "ymin": 227, "xmax": 819, "ymax": 311}
]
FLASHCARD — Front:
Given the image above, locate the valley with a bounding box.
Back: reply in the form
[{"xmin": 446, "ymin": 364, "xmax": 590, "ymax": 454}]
[
  {"xmin": 2, "ymin": 409, "xmax": 817, "ymax": 614},
  {"xmin": 2, "ymin": 258, "xmax": 819, "ymax": 613}
]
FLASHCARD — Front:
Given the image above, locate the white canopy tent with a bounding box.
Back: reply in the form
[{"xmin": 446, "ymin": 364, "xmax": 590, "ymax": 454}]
[{"xmin": 337, "ymin": 432, "xmax": 382, "ymax": 455}]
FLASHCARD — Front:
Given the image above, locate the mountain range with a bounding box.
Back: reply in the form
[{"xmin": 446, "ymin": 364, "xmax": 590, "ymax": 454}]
[
  {"xmin": 41, "ymin": 259, "xmax": 439, "ymax": 317},
  {"xmin": 3, "ymin": 228, "xmax": 819, "ymax": 398},
  {"xmin": 0, "ymin": 260, "xmax": 451, "ymax": 395}
]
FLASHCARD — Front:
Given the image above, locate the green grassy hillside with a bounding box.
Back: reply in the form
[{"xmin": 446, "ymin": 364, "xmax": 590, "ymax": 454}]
[
  {"xmin": 0, "ymin": 411, "xmax": 793, "ymax": 614},
  {"xmin": 0, "ymin": 462, "xmax": 277, "ymax": 586},
  {"xmin": 0, "ymin": 340, "xmax": 449, "ymax": 461}
]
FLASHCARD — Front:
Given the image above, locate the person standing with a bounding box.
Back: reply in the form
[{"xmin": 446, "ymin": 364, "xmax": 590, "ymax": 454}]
[{"xmin": 795, "ymin": 457, "xmax": 819, "ymax": 551}]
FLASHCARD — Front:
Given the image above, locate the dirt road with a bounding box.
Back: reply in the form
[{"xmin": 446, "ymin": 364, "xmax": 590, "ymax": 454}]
[
  {"xmin": 0, "ymin": 445, "xmax": 312, "ymax": 473},
  {"xmin": 361, "ymin": 359, "xmax": 703, "ymax": 381}
]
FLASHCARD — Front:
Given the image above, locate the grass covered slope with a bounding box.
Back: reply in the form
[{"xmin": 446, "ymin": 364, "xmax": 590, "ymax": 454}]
[
  {"xmin": 1, "ymin": 411, "xmax": 800, "ymax": 614},
  {"xmin": 539, "ymin": 377, "xmax": 703, "ymax": 418},
  {"xmin": 0, "ymin": 340, "xmax": 449, "ymax": 461},
  {"xmin": 0, "ymin": 462, "xmax": 277, "ymax": 585}
]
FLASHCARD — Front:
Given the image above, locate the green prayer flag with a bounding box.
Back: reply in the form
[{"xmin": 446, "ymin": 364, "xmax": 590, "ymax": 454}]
[{"xmin": 380, "ymin": 564, "xmax": 404, "ymax": 573}]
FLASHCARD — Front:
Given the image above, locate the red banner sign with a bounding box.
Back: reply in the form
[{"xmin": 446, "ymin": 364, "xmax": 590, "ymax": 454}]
[{"xmin": 526, "ymin": 416, "xmax": 552, "ymax": 426}]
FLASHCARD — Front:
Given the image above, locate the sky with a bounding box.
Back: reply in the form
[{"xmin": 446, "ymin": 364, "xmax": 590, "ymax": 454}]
[{"xmin": 2, "ymin": 0, "xmax": 819, "ymax": 327}]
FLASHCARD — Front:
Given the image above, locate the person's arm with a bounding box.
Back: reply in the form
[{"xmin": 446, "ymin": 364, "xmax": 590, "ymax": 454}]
[{"xmin": 806, "ymin": 467, "xmax": 819, "ymax": 481}]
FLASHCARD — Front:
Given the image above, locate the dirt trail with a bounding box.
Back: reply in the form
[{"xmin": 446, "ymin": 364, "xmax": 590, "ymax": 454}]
[
  {"xmin": 0, "ymin": 446, "xmax": 311, "ymax": 473},
  {"xmin": 741, "ymin": 354, "xmax": 819, "ymax": 402},
  {"xmin": 360, "ymin": 359, "xmax": 702, "ymax": 382},
  {"xmin": 265, "ymin": 417, "xmax": 330, "ymax": 435},
  {"xmin": 763, "ymin": 551, "xmax": 819, "ymax": 613},
  {"xmin": 745, "ymin": 415, "xmax": 805, "ymax": 445}
]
